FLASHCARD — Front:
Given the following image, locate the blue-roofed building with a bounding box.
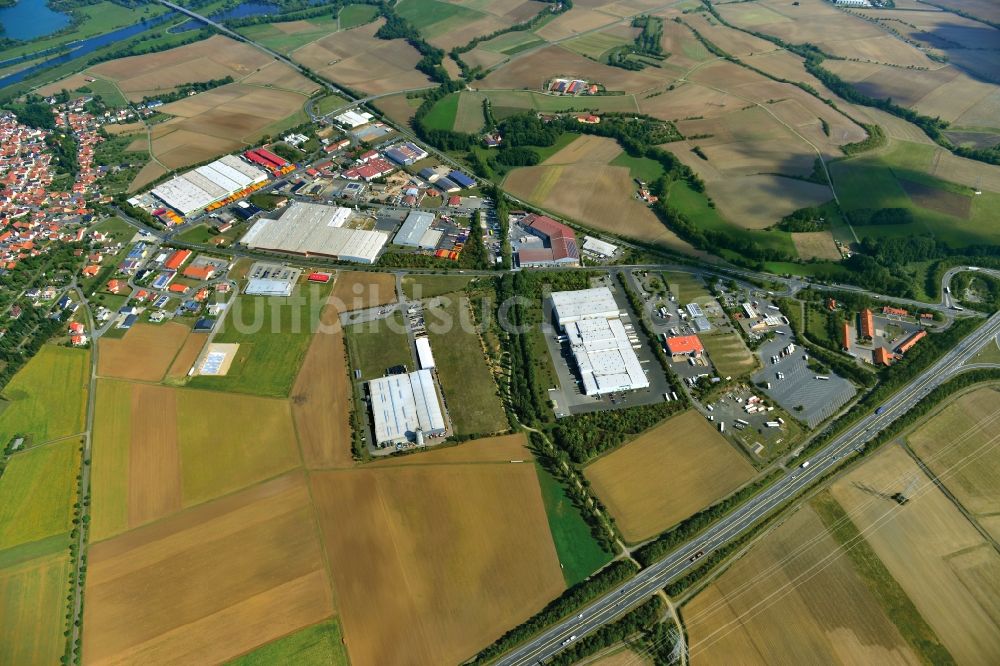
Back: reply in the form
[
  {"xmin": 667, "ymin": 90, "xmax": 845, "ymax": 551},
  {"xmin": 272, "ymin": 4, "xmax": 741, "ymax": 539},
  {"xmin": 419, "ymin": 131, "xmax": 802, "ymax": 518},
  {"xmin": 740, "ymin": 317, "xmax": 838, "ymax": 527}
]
[
  {"xmin": 153, "ymin": 295, "xmax": 170, "ymax": 308},
  {"xmin": 417, "ymin": 167, "xmax": 437, "ymax": 181},
  {"xmin": 193, "ymin": 318, "xmax": 215, "ymax": 332},
  {"xmin": 119, "ymin": 314, "xmax": 138, "ymax": 330},
  {"xmin": 447, "ymin": 170, "xmax": 475, "ymax": 188},
  {"xmin": 433, "ymin": 177, "xmax": 460, "ymax": 193},
  {"xmin": 57, "ymin": 295, "xmax": 72, "ymax": 310}
]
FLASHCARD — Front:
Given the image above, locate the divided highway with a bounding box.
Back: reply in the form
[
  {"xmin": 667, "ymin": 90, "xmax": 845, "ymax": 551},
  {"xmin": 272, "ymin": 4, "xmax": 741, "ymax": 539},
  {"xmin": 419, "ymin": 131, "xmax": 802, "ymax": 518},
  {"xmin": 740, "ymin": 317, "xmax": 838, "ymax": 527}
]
[{"xmin": 497, "ymin": 311, "xmax": 1000, "ymax": 666}]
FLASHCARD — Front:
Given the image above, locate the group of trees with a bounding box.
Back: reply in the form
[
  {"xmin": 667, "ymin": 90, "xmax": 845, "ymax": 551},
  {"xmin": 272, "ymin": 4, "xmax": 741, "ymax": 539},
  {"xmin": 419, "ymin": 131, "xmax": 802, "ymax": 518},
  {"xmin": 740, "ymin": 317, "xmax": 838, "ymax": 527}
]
[
  {"xmin": 374, "ymin": 5, "xmax": 449, "ymax": 83},
  {"xmin": 776, "ymin": 205, "xmax": 829, "ymax": 232},
  {"xmin": 553, "ymin": 401, "xmax": 683, "ymax": 463},
  {"xmin": 608, "ymin": 15, "xmax": 666, "ymax": 70},
  {"xmin": 848, "ymin": 207, "xmax": 914, "ymax": 226},
  {"xmin": 140, "ymin": 76, "xmax": 233, "ymax": 105},
  {"xmin": 547, "ymin": 597, "xmax": 664, "ymax": 666}
]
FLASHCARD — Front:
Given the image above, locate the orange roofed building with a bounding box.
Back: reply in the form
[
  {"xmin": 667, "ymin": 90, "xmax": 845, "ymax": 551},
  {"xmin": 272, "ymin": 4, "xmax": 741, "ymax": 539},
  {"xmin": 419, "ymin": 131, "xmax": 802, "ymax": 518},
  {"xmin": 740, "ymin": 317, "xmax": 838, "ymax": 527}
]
[
  {"xmin": 896, "ymin": 329, "xmax": 926, "ymax": 354},
  {"xmin": 860, "ymin": 308, "xmax": 874, "ymax": 339},
  {"xmin": 163, "ymin": 249, "xmax": 191, "ymax": 270},
  {"xmin": 665, "ymin": 335, "xmax": 703, "ymax": 357},
  {"xmin": 883, "ymin": 305, "xmax": 908, "ymax": 317},
  {"xmin": 842, "ymin": 321, "xmax": 852, "ymax": 350},
  {"xmin": 874, "ymin": 347, "xmax": 893, "ymax": 366}
]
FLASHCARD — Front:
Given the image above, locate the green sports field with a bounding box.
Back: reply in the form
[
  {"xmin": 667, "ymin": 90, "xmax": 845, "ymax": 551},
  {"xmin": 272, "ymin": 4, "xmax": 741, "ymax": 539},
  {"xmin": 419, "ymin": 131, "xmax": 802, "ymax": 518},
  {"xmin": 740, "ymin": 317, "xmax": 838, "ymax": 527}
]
[
  {"xmin": 0, "ymin": 438, "xmax": 80, "ymax": 551},
  {"xmin": 0, "ymin": 345, "xmax": 89, "ymax": 447}
]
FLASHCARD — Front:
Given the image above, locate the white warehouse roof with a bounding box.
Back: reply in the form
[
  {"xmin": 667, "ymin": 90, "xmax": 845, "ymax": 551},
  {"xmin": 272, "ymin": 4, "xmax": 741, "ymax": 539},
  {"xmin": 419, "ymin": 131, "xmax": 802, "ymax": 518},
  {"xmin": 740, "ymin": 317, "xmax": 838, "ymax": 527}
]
[
  {"xmin": 368, "ymin": 369, "xmax": 445, "ymax": 445},
  {"xmin": 551, "ymin": 287, "xmax": 621, "ymax": 328},
  {"xmin": 394, "ymin": 211, "xmax": 435, "ymax": 247},
  {"xmin": 335, "ymin": 110, "xmax": 373, "ymax": 128},
  {"xmin": 415, "ymin": 336, "xmax": 435, "ymax": 369},
  {"xmin": 582, "ymin": 236, "xmax": 618, "ymax": 257},
  {"xmin": 241, "ymin": 202, "xmax": 388, "ymax": 264},
  {"xmin": 566, "ymin": 317, "xmax": 649, "ymax": 395},
  {"xmin": 151, "ymin": 154, "xmax": 267, "ymax": 215}
]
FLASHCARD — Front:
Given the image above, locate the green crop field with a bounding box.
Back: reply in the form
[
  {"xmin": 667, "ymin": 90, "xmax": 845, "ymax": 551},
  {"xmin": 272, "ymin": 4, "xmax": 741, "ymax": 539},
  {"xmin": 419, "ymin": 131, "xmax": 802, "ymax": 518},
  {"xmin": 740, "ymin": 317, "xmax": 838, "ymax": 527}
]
[
  {"xmin": 313, "ymin": 93, "xmax": 351, "ymax": 116},
  {"xmin": 830, "ymin": 140, "xmax": 1000, "ymax": 248},
  {"xmin": 425, "ymin": 295, "xmax": 507, "ymax": 436},
  {"xmin": 662, "ymin": 271, "xmax": 712, "ymax": 304},
  {"xmin": 0, "ymin": 552, "xmax": 71, "ymax": 666},
  {"xmin": 701, "ymin": 331, "xmax": 757, "ymax": 378},
  {"xmin": 339, "ymin": 4, "xmax": 378, "ymax": 29},
  {"xmin": 396, "ymin": 0, "xmax": 483, "ymax": 39},
  {"xmin": 0, "ymin": 345, "xmax": 89, "ymax": 447},
  {"xmin": 610, "ymin": 151, "xmax": 665, "ymax": 182},
  {"xmin": 238, "ymin": 16, "xmax": 339, "ymax": 54},
  {"xmin": 187, "ymin": 282, "xmax": 332, "ymax": 397},
  {"xmin": 424, "ymin": 92, "xmax": 461, "ymax": 131},
  {"xmin": 535, "ymin": 465, "xmax": 611, "ymax": 586},
  {"xmin": 667, "ymin": 181, "xmax": 796, "ymax": 257},
  {"xmin": 480, "ymin": 31, "xmax": 544, "ymax": 55},
  {"xmin": 345, "ymin": 311, "xmax": 413, "ymax": 380},
  {"xmin": 90, "ymin": 379, "xmax": 130, "ymax": 542},
  {"xmin": 402, "ymin": 275, "xmax": 474, "ymax": 300},
  {"xmin": 226, "ymin": 619, "xmax": 349, "ymax": 665},
  {"xmin": 0, "ymin": 438, "xmax": 79, "ymax": 551},
  {"xmin": 484, "ymin": 90, "xmax": 640, "ymax": 118},
  {"xmin": 563, "ymin": 32, "xmax": 631, "ymax": 60}
]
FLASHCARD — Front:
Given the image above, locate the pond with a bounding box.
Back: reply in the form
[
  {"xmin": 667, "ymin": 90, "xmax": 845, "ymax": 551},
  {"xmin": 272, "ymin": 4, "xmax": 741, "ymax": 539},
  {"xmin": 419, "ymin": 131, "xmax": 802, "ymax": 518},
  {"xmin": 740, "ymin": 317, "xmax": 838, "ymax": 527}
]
[{"xmin": 0, "ymin": 0, "xmax": 72, "ymax": 42}]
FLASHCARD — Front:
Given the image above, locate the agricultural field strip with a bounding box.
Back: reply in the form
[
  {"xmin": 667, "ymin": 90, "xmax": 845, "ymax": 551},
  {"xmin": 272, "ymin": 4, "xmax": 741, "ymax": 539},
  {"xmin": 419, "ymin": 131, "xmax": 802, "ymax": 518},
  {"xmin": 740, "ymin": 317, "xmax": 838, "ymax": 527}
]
[
  {"xmin": 496, "ymin": 312, "xmax": 1000, "ymax": 665},
  {"xmin": 681, "ymin": 412, "xmax": 1000, "ymax": 653}
]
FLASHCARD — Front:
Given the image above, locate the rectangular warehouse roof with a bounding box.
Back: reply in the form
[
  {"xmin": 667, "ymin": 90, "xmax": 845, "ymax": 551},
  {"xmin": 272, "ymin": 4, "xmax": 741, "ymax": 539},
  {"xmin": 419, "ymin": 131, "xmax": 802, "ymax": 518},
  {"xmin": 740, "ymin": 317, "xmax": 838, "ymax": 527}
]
[
  {"xmin": 415, "ymin": 336, "xmax": 435, "ymax": 369},
  {"xmin": 368, "ymin": 369, "xmax": 446, "ymax": 445},
  {"xmin": 582, "ymin": 236, "xmax": 617, "ymax": 257},
  {"xmin": 151, "ymin": 154, "xmax": 267, "ymax": 215},
  {"xmin": 394, "ymin": 211, "xmax": 435, "ymax": 247},
  {"xmin": 566, "ymin": 317, "xmax": 649, "ymax": 395},
  {"xmin": 241, "ymin": 202, "xmax": 387, "ymax": 264},
  {"xmin": 244, "ymin": 278, "xmax": 295, "ymax": 296},
  {"xmin": 551, "ymin": 287, "xmax": 621, "ymax": 327}
]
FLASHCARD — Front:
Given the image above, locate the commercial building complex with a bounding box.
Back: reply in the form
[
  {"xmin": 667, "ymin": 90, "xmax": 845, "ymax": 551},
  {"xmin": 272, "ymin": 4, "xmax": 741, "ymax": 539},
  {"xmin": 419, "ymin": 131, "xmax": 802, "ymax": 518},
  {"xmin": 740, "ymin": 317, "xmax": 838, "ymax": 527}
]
[
  {"xmin": 151, "ymin": 155, "xmax": 267, "ymax": 216},
  {"xmin": 368, "ymin": 369, "xmax": 446, "ymax": 446},
  {"xmin": 551, "ymin": 287, "xmax": 649, "ymax": 396},
  {"xmin": 517, "ymin": 214, "xmax": 580, "ymax": 267},
  {"xmin": 240, "ymin": 201, "xmax": 388, "ymax": 264},
  {"xmin": 393, "ymin": 211, "xmax": 440, "ymax": 249}
]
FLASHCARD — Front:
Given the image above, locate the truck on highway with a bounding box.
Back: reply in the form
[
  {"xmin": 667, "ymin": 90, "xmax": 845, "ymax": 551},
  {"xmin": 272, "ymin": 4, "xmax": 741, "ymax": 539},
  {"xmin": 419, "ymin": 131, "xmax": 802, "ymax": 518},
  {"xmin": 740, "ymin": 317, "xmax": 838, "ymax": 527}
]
[{"xmin": 800, "ymin": 460, "xmax": 810, "ymax": 468}]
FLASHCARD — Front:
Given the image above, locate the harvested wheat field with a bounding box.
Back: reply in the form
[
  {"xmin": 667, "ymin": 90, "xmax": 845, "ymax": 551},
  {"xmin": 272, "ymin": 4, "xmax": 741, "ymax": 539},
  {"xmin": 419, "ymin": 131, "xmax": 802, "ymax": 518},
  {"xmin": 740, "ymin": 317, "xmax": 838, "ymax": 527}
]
[
  {"xmin": 534, "ymin": 8, "xmax": 618, "ymax": 41},
  {"xmin": 711, "ymin": 176, "xmax": 831, "ymax": 230},
  {"xmin": 476, "ymin": 44, "xmax": 668, "ymax": 93},
  {"xmin": 907, "ymin": 387, "xmax": 1000, "ymax": 538},
  {"xmin": 686, "ymin": 504, "xmax": 921, "ymax": 665},
  {"xmin": 312, "ymin": 462, "xmax": 564, "ymax": 665},
  {"xmin": 372, "ymin": 433, "xmax": 530, "ymax": 466},
  {"xmin": 505, "ymin": 161, "xmax": 698, "ymax": 255},
  {"xmin": 128, "ymin": 161, "xmax": 168, "ymax": 192},
  {"xmin": 90, "ymin": 36, "xmax": 272, "ymax": 99},
  {"xmin": 586, "ymin": 410, "xmax": 755, "ymax": 542},
  {"xmin": 240, "ymin": 60, "xmax": 321, "ymax": 95},
  {"xmin": 83, "ymin": 472, "xmax": 334, "ymax": 666},
  {"xmin": 792, "ymin": 231, "xmax": 841, "ymax": 261},
  {"xmin": 294, "ymin": 20, "xmax": 433, "ymax": 95},
  {"xmin": 331, "ymin": 270, "xmax": 397, "ymax": 311},
  {"xmin": 165, "ymin": 333, "xmax": 205, "ymax": 380},
  {"xmin": 291, "ymin": 295, "xmax": 353, "ymax": 469},
  {"xmin": 831, "ymin": 445, "xmax": 1000, "ymax": 665},
  {"xmin": 90, "ymin": 381, "xmax": 301, "ymax": 540},
  {"xmin": 98, "ymin": 322, "xmax": 191, "ymax": 382},
  {"xmin": 374, "ymin": 92, "xmax": 423, "ymax": 126},
  {"xmin": 542, "ymin": 134, "xmax": 623, "ymax": 165}
]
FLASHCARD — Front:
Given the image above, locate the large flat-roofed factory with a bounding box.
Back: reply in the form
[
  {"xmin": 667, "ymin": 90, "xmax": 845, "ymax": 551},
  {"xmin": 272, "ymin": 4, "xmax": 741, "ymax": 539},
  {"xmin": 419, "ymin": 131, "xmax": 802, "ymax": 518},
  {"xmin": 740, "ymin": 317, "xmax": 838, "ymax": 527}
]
[
  {"xmin": 551, "ymin": 287, "xmax": 649, "ymax": 396},
  {"xmin": 239, "ymin": 201, "xmax": 388, "ymax": 264},
  {"xmin": 150, "ymin": 155, "xmax": 268, "ymax": 216},
  {"xmin": 368, "ymin": 369, "xmax": 446, "ymax": 447}
]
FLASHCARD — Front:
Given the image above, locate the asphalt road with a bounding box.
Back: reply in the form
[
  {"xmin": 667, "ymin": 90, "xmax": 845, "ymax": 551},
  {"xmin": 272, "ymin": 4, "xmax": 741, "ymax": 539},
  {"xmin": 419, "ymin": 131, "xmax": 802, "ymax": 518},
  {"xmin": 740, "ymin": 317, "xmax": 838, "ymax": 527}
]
[{"xmin": 496, "ymin": 310, "xmax": 1000, "ymax": 666}]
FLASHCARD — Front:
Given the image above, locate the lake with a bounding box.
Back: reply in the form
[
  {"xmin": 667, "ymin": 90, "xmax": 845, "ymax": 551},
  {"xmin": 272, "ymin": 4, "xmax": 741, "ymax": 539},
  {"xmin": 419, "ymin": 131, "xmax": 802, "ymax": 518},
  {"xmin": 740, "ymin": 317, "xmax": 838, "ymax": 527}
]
[{"xmin": 0, "ymin": 0, "xmax": 72, "ymax": 41}]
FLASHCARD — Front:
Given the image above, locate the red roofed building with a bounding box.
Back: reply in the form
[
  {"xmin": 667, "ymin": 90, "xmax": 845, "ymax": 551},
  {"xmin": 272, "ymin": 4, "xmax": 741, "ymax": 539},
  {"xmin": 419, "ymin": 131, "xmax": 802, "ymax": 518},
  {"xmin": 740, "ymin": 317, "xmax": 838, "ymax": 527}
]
[
  {"xmin": 82, "ymin": 264, "xmax": 99, "ymax": 277},
  {"xmin": 183, "ymin": 264, "xmax": 215, "ymax": 281},
  {"xmin": 518, "ymin": 214, "xmax": 579, "ymax": 267},
  {"xmin": 163, "ymin": 249, "xmax": 191, "ymax": 270},
  {"xmin": 107, "ymin": 279, "xmax": 126, "ymax": 294},
  {"xmin": 874, "ymin": 346, "xmax": 893, "ymax": 366},
  {"xmin": 665, "ymin": 335, "xmax": 704, "ymax": 358},
  {"xmin": 860, "ymin": 308, "xmax": 874, "ymax": 339},
  {"xmin": 68, "ymin": 322, "xmax": 84, "ymax": 335},
  {"xmin": 307, "ymin": 272, "xmax": 331, "ymax": 283},
  {"xmin": 843, "ymin": 321, "xmax": 852, "ymax": 351},
  {"xmin": 896, "ymin": 329, "xmax": 926, "ymax": 354},
  {"xmin": 883, "ymin": 306, "xmax": 908, "ymax": 317},
  {"xmin": 168, "ymin": 283, "xmax": 188, "ymax": 294}
]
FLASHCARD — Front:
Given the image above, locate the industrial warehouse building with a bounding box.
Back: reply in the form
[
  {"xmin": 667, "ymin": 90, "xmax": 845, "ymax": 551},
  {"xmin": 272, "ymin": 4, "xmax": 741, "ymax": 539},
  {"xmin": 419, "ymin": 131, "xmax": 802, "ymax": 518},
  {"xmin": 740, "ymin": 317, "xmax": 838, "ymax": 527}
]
[
  {"xmin": 551, "ymin": 287, "xmax": 649, "ymax": 396},
  {"xmin": 240, "ymin": 201, "xmax": 388, "ymax": 264},
  {"xmin": 517, "ymin": 214, "xmax": 580, "ymax": 267},
  {"xmin": 551, "ymin": 287, "xmax": 622, "ymax": 327},
  {"xmin": 368, "ymin": 369, "xmax": 446, "ymax": 446},
  {"xmin": 151, "ymin": 155, "xmax": 267, "ymax": 216},
  {"xmin": 393, "ymin": 211, "xmax": 441, "ymax": 249},
  {"xmin": 384, "ymin": 141, "xmax": 429, "ymax": 166}
]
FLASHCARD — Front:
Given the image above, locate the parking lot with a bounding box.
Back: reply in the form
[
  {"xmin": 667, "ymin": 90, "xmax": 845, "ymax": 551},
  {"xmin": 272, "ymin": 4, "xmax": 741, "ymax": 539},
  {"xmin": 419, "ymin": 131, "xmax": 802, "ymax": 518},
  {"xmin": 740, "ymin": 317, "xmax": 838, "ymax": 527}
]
[
  {"xmin": 706, "ymin": 386, "xmax": 795, "ymax": 461},
  {"xmin": 752, "ymin": 333, "xmax": 856, "ymax": 428}
]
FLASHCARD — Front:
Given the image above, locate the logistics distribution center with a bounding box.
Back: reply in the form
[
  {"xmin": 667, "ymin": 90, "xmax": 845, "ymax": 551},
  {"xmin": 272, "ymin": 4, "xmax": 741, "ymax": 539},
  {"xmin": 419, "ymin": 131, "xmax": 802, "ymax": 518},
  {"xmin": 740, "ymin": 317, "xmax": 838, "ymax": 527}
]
[
  {"xmin": 150, "ymin": 155, "xmax": 268, "ymax": 216},
  {"xmin": 552, "ymin": 287, "xmax": 649, "ymax": 396},
  {"xmin": 240, "ymin": 201, "xmax": 388, "ymax": 264},
  {"xmin": 368, "ymin": 369, "xmax": 446, "ymax": 447}
]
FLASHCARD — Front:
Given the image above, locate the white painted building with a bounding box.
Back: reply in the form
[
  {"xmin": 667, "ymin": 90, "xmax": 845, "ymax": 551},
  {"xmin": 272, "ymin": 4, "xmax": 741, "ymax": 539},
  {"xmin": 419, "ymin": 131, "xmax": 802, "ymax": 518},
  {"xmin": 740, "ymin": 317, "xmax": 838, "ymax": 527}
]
[
  {"xmin": 240, "ymin": 202, "xmax": 388, "ymax": 264},
  {"xmin": 368, "ymin": 369, "xmax": 446, "ymax": 446},
  {"xmin": 551, "ymin": 287, "xmax": 621, "ymax": 328}
]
